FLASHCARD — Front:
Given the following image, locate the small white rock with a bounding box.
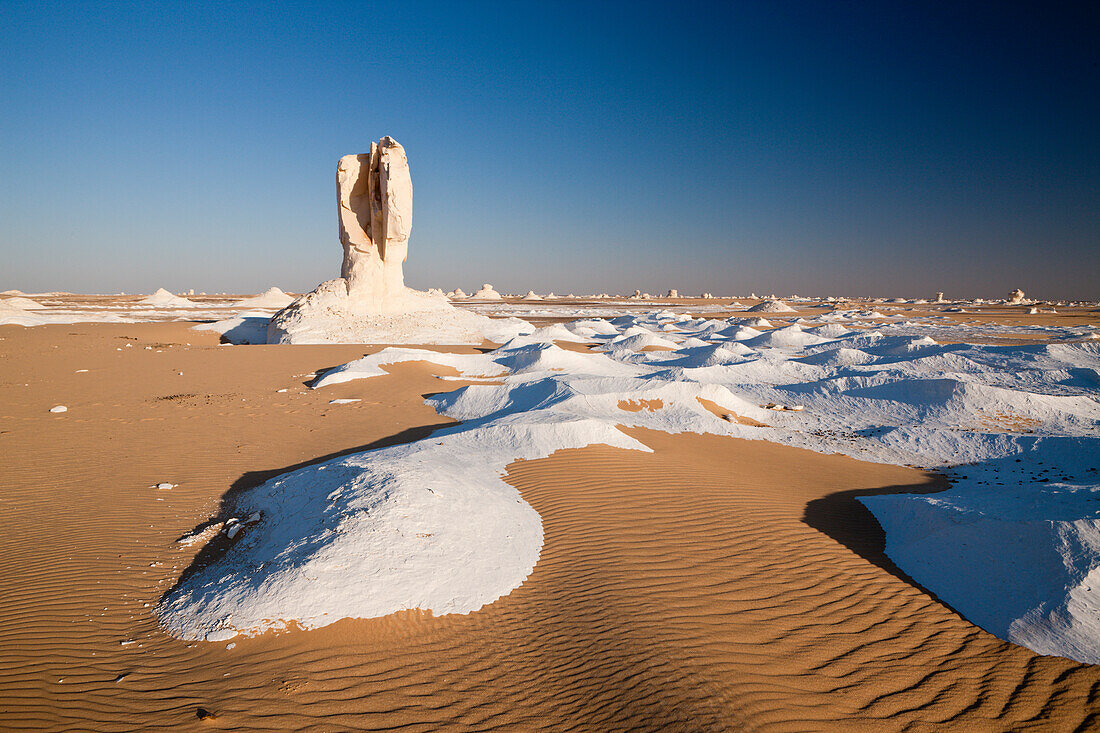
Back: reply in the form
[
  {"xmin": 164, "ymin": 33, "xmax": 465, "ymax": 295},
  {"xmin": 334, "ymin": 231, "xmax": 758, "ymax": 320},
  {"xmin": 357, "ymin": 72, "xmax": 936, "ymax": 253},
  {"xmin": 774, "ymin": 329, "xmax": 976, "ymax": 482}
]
[
  {"xmin": 225, "ymin": 642, "xmax": 236, "ymax": 650},
  {"xmin": 49, "ymin": 405, "xmax": 67, "ymax": 413},
  {"xmin": 155, "ymin": 482, "xmax": 174, "ymax": 490}
]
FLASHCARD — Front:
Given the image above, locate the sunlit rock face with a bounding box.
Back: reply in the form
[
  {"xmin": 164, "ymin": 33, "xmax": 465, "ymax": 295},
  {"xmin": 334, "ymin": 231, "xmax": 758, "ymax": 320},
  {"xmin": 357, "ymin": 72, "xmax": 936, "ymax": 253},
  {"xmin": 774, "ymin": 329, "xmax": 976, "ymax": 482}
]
[
  {"xmin": 269, "ymin": 137, "xmax": 484, "ymax": 344},
  {"xmin": 338, "ymin": 137, "xmax": 414, "ymax": 313}
]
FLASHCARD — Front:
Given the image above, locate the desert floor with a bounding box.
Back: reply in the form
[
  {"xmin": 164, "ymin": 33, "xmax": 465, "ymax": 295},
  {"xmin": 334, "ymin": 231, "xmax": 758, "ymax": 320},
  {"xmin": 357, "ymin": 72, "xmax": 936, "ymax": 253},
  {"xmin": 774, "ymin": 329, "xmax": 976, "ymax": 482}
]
[{"xmin": 2, "ymin": 307, "xmax": 1099, "ymax": 731}]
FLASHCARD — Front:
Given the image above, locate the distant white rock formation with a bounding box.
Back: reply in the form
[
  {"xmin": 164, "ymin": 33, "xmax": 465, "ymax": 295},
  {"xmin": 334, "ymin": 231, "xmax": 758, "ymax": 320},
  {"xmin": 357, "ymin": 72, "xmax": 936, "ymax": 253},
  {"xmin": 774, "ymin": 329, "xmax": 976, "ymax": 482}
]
[
  {"xmin": 523, "ymin": 291, "xmax": 543, "ymax": 301},
  {"xmin": 448, "ymin": 288, "xmax": 468, "ymax": 299},
  {"xmin": 233, "ymin": 287, "xmax": 293, "ymax": 309},
  {"xmin": 140, "ymin": 288, "xmax": 197, "ymax": 307},
  {"xmin": 666, "ymin": 289, "xmax": 679, "ymax": 298},
  {"xmin": 471, "ymin": 284, "xmax": 502, "ymax": 300},
  {"xmin": 0, "ymin": 296, "xmax": 45, "ymax": 310},
  {"xmin": 746, "ymin": 299, "xmax": 796, "ymax": 313},
  {"xmin": 1009, "ymin": 288, "xmax": 1026, "ymax": 304},
  {"xmin": 268, "ymin": 138, "xmax": 530, "ymax": 345}
]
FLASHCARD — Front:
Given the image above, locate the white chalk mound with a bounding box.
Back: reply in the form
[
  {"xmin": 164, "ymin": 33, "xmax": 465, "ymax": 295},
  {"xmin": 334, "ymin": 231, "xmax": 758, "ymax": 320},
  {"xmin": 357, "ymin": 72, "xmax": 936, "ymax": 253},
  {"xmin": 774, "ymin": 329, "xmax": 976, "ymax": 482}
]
[
  {"xmin": 140, "ymin": 288, "xmax": 197, "ymax": 307},
  {"xmin": 1, "ymin": 296, "xmax": 45, "ymax": 309},
  {"xmin": 862, "ymin": 439, "xmax": 1100, "ymax": 663},
  {"xmin": 0, "ymin": 300, "xmax": 48, "ymax": 326},
  {"xmin": 746, "ymin": 299, "xmax": 796, "ymax": 313},
  {"xmin": 162, "ymin": 306, "xmax": 1100, "ymax": 661},
  {"xmin": 471, "ymin": 283, "xmax": 503, "ymax": 300},
  {"xmin": 233, "ymin": 287, "xmax": 293, "ymax": 309},
  {"xmin": 268, "ymin": 280, "xmax": 529, "ymax": 345},
  {"xmin": 157, "ymin": 415, "xmax": 544, "ymax": 641}
]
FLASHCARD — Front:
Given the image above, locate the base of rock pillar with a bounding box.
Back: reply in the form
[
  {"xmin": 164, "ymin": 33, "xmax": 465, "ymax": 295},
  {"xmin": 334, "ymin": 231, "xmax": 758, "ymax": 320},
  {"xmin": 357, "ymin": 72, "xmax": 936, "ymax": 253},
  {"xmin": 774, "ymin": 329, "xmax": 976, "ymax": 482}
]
[{"xmin": 267, "ymin": 278, "xmax": 529, "ymax": 345}]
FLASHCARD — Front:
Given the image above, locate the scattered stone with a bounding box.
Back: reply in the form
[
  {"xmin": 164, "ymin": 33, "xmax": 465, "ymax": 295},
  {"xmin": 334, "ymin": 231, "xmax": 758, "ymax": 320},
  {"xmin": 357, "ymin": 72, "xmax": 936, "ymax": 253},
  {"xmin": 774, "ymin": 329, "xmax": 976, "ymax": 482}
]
[{"xmin": 49, "ymin": 405, "xmax": 67, "ymax": 413}]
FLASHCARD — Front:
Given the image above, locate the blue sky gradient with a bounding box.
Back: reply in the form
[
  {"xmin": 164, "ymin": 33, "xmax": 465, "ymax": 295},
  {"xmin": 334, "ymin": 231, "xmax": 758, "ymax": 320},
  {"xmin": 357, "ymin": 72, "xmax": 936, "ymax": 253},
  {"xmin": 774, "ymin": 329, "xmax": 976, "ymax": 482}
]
[{"xmin": 2, "ymin": 1, "xmax": 1097, "ymax": 298}]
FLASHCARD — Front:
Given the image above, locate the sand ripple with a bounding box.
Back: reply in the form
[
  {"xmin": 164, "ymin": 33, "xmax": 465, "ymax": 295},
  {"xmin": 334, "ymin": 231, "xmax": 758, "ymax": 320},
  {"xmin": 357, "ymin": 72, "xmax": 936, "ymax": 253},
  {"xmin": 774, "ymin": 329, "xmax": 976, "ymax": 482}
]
[{"xmin": 1, "ymin": 322, "xmax": 1098, "ymax": 730}]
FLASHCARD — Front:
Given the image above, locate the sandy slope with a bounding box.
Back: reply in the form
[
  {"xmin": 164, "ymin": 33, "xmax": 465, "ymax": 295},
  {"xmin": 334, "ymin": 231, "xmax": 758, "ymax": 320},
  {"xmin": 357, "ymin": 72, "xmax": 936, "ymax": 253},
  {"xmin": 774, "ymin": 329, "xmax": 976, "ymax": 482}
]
[{"xmin": 1, "ymin": 322, "xmax": 1098, "ymax": 730}]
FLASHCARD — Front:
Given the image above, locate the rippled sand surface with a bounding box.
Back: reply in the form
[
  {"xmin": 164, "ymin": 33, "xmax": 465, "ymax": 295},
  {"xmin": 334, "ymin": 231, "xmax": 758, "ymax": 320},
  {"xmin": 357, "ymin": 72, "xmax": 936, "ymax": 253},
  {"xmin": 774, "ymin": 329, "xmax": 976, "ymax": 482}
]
[{"xmin": 1, "ymin": 321, "xmax": 1098, "ymax": 730}]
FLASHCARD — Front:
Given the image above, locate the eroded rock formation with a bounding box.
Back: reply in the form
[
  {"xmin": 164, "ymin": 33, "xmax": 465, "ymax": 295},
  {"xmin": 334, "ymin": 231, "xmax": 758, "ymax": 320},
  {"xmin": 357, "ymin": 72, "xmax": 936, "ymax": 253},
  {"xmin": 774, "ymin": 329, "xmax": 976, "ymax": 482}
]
[
  {"xmin": 268, "ymin": 138, "xmax": 522, "ymax": 344},
  {"xmin": 471, "ymin": 284, "xmax": 502, "ymax": 300},
  {"xmin": 338, "ymin": 137, "xmax": 414, "ymax": 313}
]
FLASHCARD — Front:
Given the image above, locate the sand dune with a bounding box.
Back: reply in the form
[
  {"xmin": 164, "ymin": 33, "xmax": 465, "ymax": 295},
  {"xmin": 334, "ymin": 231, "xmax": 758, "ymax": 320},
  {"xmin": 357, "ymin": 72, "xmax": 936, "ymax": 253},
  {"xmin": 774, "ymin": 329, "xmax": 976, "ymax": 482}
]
[{"xmin": 2, "ymin": 320, "xmax": 1099, "ymax": 730}]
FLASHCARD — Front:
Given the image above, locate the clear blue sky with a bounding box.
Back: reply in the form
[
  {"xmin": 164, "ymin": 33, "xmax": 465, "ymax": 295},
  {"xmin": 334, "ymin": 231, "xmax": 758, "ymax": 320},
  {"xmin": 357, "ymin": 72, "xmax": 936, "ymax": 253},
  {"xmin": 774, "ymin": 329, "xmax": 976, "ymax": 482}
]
[{"xmin": 2, "ymin": 1, "xmax": 1097, "ymax": 299}]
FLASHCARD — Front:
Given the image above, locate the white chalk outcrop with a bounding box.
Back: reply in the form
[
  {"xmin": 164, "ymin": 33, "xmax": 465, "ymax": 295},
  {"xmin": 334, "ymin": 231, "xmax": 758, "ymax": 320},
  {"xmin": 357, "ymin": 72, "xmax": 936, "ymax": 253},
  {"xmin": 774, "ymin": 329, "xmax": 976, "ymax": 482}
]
[
  {"xmin": 161, "ymin": 311, "xmax": 1100, "ymax": 656},
  {"xmin": 1009, "ymin": 288, "xmax": 1027, "ymax": 304},
  {"xmin": 0, "ymin": 296, "xmax": 45, "ymax": 310},
  {"xmin": 471, "ymin": 283, "xmax": 502, "ymax": 300},
  {"xmin": 746, "ymin": 299, "xmax": 796, "ymax": 313},
  {"xmin": 267, "ymin": 138, "xmax": 529, "ymax": 345},
  {"xmin": 140, "ymin": 288, "xmax": 197, "ymax": 307},
  {"xmin": 233, "ymin": 287, "xmax": 293, "ymax": 309}
]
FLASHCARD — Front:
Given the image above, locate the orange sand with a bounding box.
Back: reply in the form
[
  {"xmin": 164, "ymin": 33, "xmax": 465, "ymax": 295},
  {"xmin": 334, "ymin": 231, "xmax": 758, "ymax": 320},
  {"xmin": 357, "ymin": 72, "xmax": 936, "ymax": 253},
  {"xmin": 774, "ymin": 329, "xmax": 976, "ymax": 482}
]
[{"xmin": 1, "ymin": 320, "xmax": 1098, "ymax": 730}]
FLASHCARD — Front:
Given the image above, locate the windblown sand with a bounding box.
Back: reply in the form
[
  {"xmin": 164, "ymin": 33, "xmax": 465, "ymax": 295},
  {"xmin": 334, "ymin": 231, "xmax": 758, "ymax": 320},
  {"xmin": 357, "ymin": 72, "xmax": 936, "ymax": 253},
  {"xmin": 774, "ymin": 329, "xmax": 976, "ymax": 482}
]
[{"xmin": 2, "ymin": 321, "xmax": 1098, "ymax": 730}]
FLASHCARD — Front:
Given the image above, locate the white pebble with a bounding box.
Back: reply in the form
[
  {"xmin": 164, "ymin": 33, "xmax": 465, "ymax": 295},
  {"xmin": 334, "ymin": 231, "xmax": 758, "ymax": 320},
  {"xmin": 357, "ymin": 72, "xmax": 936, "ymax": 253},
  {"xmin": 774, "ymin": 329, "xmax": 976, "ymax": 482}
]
[{"xmin": 49, "ymin": 405, "xmax": 67, "ymax": 413}]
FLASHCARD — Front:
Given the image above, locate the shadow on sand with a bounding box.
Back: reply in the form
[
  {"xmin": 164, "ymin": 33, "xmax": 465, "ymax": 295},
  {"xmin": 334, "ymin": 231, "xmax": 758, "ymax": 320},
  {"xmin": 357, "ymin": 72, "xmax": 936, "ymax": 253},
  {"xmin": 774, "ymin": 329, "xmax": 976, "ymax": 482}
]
[{"xmin": 801, "ymin": 473, "xmax": 965, "ymax": 615}]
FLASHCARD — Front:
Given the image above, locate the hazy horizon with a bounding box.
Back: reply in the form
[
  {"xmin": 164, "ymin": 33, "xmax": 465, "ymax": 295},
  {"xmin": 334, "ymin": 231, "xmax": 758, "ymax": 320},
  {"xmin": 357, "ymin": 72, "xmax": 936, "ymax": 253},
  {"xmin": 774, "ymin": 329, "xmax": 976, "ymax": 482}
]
[{"xmin": 2, "ymin": 2, "xmax": 1097, "ymax": 300}]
